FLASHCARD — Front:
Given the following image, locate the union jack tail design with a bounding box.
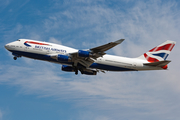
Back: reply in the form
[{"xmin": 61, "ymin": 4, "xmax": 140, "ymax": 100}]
[{"xmin": 138, "ymin": 40, "xmax": 176, "ymax": 62}]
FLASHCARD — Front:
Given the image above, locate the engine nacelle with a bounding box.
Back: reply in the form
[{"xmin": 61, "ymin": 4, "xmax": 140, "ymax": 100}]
[
  {"xmin": 57, "ymin": 55, "xmax": 71, "ymax": 62},
  {"xmin": 81, "ymin": 69, "xmax": 97, "ymax": 75},
  {"xmin": 78, "ymin": 50, "xmax": 91, "ymax": 57},
  {"xmin": 61, "ymin": 65, "xmax": 75, "ymax": 72},
  {"xmin": 61, "ymin": 65, "xmax": 97, "ymax": 75}
]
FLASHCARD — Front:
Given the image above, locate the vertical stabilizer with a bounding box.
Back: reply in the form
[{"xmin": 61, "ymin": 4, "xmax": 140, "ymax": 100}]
[{"xmin": 138, "ymin": 40, "xmax": 176, "ymax": 63}]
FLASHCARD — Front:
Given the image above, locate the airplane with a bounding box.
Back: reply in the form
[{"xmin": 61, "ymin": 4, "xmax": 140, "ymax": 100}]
[{"xmin": 4, "ymin": 39, "xmax": 176, "ymax": 75}]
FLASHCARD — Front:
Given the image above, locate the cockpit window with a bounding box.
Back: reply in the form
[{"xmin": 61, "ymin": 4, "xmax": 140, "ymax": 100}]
[{"xmin": 17, "ymin": 39, "xmax": 20, "ymax": 41}]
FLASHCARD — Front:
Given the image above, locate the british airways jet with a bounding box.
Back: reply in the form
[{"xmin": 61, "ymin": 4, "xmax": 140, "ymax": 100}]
[{"xmin": 5, "ymin": 39, "xmax": 176, "ymax": 75}]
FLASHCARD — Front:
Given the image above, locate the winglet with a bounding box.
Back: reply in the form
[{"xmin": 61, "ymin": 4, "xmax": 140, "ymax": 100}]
[{"xmin": 114, "ymin": 39, "xmax": 125, "ymax": 44}]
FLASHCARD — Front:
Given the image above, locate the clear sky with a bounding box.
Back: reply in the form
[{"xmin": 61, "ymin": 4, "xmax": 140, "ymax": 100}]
[{"xmin": 0, "ymin": 0, "xmax": 180, "ymax": 120}]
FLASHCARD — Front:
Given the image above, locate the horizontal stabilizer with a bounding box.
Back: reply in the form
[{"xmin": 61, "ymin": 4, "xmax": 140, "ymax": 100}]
[{"xmin": 143, "ymin": 60, "xmax": 171, "ymax": 67}]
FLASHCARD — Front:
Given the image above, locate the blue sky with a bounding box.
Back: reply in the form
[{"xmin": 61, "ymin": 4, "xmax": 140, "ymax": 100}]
[{"xmin": 1, "ymin": 0, "xmax": 180, "ymax": 120}]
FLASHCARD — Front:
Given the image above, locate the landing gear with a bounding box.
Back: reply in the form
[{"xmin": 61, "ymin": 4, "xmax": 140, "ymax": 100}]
[
  {"xmin": 13, "ymin": 57, "xmax": 17, "ymax": 60},
  {"xmin": 79, "ymin": 68, "xmax": 84, "ymax": 74},
  {"xmin": 12, "ymin": 53, "xmax": 21, "ymax": 60},
  {"xmin": 73, "ymin": 65, "xmax": 85, "ymax": 75},
  {"xmin": 75, "ymin": 70, "xmax": 78, "ymax": 75},
  {"xmin": 72, "ymin": 63, "xmax": 79, "ymax": 75},
  {"xmin": 75, "ymin": 67, "xmax": 78, "ymax": 75}
]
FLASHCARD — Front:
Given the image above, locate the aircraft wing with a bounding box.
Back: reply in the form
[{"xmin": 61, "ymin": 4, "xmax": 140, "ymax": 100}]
[
  {"xmin": 90, "ymin": 39, "xmax": 125, "ymax": 53},
  {"xmin": 69, "ymin": 39, "xmax": 125, "ymax": 68}
]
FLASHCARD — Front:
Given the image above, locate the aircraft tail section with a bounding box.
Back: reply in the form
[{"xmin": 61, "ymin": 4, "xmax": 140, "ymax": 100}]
[
  {"xmin": 138, "ymin": 40, "xmax": 176, "ymax": 62},
  {"xmin": 138, "ymin": 40, "xmax": 176, "ymax": 69}
]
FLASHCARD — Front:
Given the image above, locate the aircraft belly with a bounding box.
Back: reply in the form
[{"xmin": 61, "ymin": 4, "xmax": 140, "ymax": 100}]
[
  {"xmin": 93, "ymin": 57, "xmax": 138, "ymax": 71},
  {"xmin": 89, "ymin": 63, "xmax": 136, "ymax": 71}
]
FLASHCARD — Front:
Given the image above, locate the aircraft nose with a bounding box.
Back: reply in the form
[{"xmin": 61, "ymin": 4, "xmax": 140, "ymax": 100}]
[{"xmin": 4, "ymin": 44, "xmax": 10, "ymax": 50}]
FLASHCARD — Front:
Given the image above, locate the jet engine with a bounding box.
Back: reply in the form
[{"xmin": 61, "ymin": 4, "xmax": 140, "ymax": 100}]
[
  {"xmin": 61, "ymin": 65, "xmax": 75, "ymax": 72},
  {"xmin": 80, "ymin": 69, "xmax": 97, "ymax": 75},
  {"xmin": 61, "ymin": 65, "xmax": 97, "ymax": 75},
  {"xmin": 57, "ymin": 55, "xmax": 71, "ymax": 62},
  {"xmin": 78, "ymin": 50, "xmax": 93, "ymax": 57}
]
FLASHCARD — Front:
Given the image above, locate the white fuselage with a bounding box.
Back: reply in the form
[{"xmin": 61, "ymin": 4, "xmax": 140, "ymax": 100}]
[{"xmin": 5, "ymin": 39, "xmax": 164, "ymax": 72}]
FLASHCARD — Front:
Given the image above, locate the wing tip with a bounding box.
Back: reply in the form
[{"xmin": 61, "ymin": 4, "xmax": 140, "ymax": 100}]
[{"xmin": 114, "ymin": 39, "xmax": 125, "ymax": 44}]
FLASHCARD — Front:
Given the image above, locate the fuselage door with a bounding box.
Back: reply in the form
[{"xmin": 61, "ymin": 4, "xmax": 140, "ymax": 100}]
[
  {"xmin": 133, "ymin": 62, "xmax": 137, "ymax": 68},
  {"xmin": 24, "ymin": 46, "xmax": 30, "ymax": 51}
]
